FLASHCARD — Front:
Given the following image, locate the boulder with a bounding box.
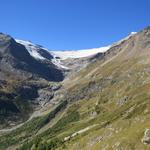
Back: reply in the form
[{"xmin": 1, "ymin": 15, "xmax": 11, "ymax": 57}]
[{"xmin": 141, "ymin": 128, "xmax": 150, "ymax": 144}]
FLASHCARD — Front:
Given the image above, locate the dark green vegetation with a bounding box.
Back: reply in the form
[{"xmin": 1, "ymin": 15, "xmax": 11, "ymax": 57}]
[
  {"xmin": 0, "ymin": 100, "xmax": 68, "ymax": 150},
  {"xmin": 0, "ymin": 84, "xmax": 32, "ymax": 128},
  {"xmin": 17, "ymin": 108, "xmax": 79, "ymax": 150}
]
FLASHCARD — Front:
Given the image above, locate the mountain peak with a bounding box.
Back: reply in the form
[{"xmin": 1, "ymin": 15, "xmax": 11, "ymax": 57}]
[
  {"xmin": 144, "ymin": 26, "xmax": 150, "ymax": 30},
  {"xmin": 130, "ymin": 32, "xmax": 137, "ymax": 35},
  {"xmin": 0, "ymin": 32, "xmax": 13, "ymax": 42}
]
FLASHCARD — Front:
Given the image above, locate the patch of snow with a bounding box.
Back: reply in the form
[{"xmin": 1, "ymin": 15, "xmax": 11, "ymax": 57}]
[
  {"xmin": 51, "ymin": 56, "xmax": 69, "ymax": 70},
  {"xmin": 112, "ymin": 32, "xmax": 137, "ymax": 46},
  {"xmin": 16, "ymin": 39, "xmax": 46, "ymax": 60},
  {"xmin": 51, "ymin": 46, "xmax": 111, "ymax": 60},
  {"xmin": 131, "ymin": 32, "xmax": 137, "ymax": 35},
  {"xmin": 16, "ymin": 39, "xmax": 69, "ymax": 69}
]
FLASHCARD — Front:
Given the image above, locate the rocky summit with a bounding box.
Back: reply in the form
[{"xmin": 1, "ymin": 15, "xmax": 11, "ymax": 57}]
[{"xmin": 0, "ymin": 27, "xmax": 150, "ymax": 150}]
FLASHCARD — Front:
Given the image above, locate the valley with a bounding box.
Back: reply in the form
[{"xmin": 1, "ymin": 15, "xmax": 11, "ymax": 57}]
[{"xmin": 0, "ymin": 27, "xmax": 150, "ymax": 150}]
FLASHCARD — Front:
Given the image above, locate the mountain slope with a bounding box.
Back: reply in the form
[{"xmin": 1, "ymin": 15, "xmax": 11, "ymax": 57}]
[
  {"xmin": 13, "ymin": 27, "xmax": 150, "ymax": 150},
  {"xmin": 0, "ymin": 33, "xmax": 64, "ymax": 81},
  {"xmin": 16, "ymin": 32, "xmax": 136, "ymax": 74},
  {"xmin": 0, "ymin": 27, "xmax": 150, "ymax": 150},
  {"xmin": 0, "ymin": 33, "xmax": 64, "ymax": 128},
  {"xmin": 56, "ymin": 26, "xmax": 150, "ymax": 150}
]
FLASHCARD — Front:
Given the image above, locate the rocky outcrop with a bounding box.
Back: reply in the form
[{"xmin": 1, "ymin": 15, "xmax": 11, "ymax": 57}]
[
  {"xmin": 141, "ymin": 128, "xmax": 150, "ymax": 144},
  {"xmin": 0, "ymin": 33, "xmax": 65, "ymax": 127},
  {"xmin": 117, "ymin": 96, "xmax": 129, "ymax": 106},
  {"xmin": 37, "ymin": 88, "xmax": 54, "ymax": 106},
  {"xmin": 0, "ymin": 33, "xmax": 64, "ymax": 82}
]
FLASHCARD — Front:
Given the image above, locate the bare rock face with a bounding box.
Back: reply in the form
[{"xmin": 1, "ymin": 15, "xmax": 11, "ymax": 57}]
[
  {"xmin": 37, "ymin": 88, "xmax": 54, "ymax": 106},
  {"xmin": 0, "ymin": 33, "xmax": 64, "ymax": 82},
  {"xmin": 0, "ymin": 33, "xmax": 65, "ymax": 127},
  {"xmin": 117, "ymin": 96, "xmax": 129, "ymax": 106},
  {"xmin": 141, "ymin": 128, "xmax": 150, "ymax": 144}
]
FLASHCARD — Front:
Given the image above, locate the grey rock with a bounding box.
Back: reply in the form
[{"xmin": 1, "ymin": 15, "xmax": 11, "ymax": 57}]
[
  {"xmin": 117, "ymin": 96, "xmax": 129, "ymax": 106},
  {"xmin": 141, "ymin": 128, "xmax": 150, "ymax": 144}
]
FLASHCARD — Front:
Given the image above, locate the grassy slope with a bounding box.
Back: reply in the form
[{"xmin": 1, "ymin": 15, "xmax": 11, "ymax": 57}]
[
  {"xmin": 0, "ymin": 100, "xmax": 67, "ymax": 150},
  {"xmin": 56, "ymin": 29, "xmax": 150, "ymax": 150}
]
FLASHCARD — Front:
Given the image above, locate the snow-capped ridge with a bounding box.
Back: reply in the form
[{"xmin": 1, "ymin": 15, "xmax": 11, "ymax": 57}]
[
  {"xmin": 16, "ymin": 39, "xmax": 69, "ymax": 69},
  {"xmin": 112, "ymin": 32, "xmax": 137, "ymax": 47},
  {"xmin": 51, "ymin": 32, "xmax": 137, "ymax": 60},
  {"xmin": 51, "ymin": 46, "xmax": 111, "ymax": 60},
  {"xmin": 15, "ymin": 31, "xmax": 137, "ymax": 69},
  {"xmin": 16, "ymin": 39, "xmax": 46, "ymax": 60}
]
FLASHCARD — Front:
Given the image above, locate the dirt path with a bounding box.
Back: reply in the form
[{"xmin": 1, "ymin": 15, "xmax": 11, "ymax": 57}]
[{"xmin": 64, "ymin": 124, "xmax": 98, "ymax": 141}]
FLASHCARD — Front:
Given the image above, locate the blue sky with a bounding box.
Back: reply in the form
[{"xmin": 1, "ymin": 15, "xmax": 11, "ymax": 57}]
[{"xmin": 0, "ymin": 0, "xmax": 149, "ymax": 50}]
